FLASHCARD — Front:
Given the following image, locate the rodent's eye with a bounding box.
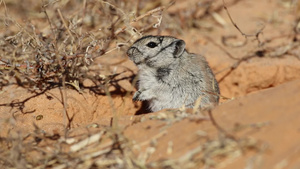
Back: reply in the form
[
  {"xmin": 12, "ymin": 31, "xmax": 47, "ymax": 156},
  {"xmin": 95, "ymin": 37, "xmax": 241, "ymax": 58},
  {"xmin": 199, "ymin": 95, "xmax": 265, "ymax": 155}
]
[{"xmin": 146, "ymin": 42, "xmax": 158, "ymax": 48}]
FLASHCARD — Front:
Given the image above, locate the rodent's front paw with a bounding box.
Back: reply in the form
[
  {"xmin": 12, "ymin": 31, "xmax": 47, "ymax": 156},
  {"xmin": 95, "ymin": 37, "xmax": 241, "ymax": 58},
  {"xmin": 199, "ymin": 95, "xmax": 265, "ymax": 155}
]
[
  {"xmin": 133, "ymin": 91, "xmax": 142, "ymax": 101},
  {"xmin": 133, "ymin": 90, "xmax": 155, "ymax": 101}
]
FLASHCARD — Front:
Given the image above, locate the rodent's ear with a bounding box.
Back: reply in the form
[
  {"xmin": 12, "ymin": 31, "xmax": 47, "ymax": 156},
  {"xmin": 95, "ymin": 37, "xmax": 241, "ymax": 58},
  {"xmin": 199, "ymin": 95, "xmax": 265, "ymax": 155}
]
[{"xmin": 173, "ymin": 40, "xmax": 185, "ymax": 58}]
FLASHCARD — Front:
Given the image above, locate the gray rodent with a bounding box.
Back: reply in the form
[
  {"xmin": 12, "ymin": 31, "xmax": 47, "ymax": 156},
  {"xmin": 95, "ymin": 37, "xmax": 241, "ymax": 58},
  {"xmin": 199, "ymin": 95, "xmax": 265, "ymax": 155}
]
[{"xmin": 127, "ymin": 35, "xmax": 219, "ymax": 112}]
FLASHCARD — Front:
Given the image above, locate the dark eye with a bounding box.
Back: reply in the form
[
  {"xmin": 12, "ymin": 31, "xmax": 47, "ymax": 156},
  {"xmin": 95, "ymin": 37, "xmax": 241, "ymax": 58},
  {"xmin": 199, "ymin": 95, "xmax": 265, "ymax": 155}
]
[{"xmin": 146, "ymin": 42, "xmax": 158, "ymax": 48}]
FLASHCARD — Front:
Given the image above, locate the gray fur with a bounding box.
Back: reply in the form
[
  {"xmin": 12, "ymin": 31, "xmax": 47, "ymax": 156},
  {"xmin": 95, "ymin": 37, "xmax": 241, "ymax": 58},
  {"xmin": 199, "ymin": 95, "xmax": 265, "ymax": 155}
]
[{"xmin": 127, "ymin": 35, "xmax": 220, "ymax": 112}]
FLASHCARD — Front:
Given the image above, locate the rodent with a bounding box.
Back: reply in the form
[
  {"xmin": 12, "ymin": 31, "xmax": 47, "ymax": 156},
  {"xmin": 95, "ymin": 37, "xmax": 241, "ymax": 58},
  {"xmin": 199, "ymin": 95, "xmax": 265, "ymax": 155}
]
[{"xmin": 127, "ymin": 35, "xmax": 219, "ymax": 112}]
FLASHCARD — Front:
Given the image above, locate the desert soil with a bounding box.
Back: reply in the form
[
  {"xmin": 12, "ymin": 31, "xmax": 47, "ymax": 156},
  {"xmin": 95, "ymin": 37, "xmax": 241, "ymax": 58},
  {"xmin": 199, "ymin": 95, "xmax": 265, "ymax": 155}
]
[{"xmin": 1, "ymin": 0, "xmax": 300, "ymax": 168}]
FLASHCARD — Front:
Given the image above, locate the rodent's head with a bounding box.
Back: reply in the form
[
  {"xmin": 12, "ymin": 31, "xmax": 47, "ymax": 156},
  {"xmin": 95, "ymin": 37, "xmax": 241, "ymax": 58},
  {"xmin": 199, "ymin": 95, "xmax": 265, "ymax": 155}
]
[{"xmin": 127, "ymin": 35, "xmax": 186, "ymax": 68}]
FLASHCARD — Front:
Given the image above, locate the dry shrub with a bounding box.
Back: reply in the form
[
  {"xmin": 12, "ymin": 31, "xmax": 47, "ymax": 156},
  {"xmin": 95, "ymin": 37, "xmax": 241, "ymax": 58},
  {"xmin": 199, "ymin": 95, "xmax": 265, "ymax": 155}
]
[{"xmin": 0, "ymin": 0, "xmax": 172, "ymax": 92}]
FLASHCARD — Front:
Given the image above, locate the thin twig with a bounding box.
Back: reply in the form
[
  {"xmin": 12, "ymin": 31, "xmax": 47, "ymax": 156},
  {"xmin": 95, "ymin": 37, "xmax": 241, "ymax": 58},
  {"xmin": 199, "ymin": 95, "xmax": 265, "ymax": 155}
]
[
  {"xmin": 60, "ymin": 75, "xmax": 71, "ymax": 130},
  {"xmin": 42, "ymin": 4, "xmax": 56, "ymax": 42},
  {"xmin": 114, "ymin": 1, "xmax": 175, "ymax": 36},
  {"xmin": 217, "ymin": 53, "xmax": 257, "ymax": 83},
  {"xmin": 208, "ymin": 109, "xmax": 236, "ymax": 140},
  {"xmin": 57, "ymin": 8, "xmax": 75, "ymax": 42},
  {"xmin": 204, "ymin": 35, "xmax": 239, "ymax": 60},
  {"xmin": 222, "ymin": 0, "xmax": 264, "ymax": 45}
]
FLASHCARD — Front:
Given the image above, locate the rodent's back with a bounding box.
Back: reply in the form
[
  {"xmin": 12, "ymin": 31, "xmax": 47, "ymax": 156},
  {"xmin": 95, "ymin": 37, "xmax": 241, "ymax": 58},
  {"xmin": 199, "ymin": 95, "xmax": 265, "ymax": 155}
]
[
  {"xmin": 127, "ymin": 35, "xmax": 219, "ymax": 111},
  {"xmin": 171, "ymin": 52, "xmax": 219, "ymax": 107}
]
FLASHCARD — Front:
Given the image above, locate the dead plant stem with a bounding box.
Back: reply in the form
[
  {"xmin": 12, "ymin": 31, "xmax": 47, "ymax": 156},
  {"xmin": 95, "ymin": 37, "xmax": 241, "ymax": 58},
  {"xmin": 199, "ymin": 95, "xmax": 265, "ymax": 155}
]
[
  {"xmin": 222, "ymin": 0, "xmax": 264, "ymax": 45},
  {"xmin": 57, "ymin": 8, "xmax": 75, "ymax": 42}
]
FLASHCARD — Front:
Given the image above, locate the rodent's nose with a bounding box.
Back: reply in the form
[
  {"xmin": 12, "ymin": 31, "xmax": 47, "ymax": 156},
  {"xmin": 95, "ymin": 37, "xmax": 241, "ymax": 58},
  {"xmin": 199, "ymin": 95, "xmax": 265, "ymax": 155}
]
[{"xmin": 127, "ymin": 47, "xmax": 136, "ymax": 57}]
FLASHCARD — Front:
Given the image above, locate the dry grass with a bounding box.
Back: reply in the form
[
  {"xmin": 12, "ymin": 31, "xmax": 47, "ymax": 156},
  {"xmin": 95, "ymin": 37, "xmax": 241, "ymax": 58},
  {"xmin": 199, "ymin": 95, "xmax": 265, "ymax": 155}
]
[
  {"xmin": 0, "ymin": 110, "xmax": 263, "ymax": 169},
  {"xmin": 0, "ymin": 0, "xmax": 169, "ymax": 93}
]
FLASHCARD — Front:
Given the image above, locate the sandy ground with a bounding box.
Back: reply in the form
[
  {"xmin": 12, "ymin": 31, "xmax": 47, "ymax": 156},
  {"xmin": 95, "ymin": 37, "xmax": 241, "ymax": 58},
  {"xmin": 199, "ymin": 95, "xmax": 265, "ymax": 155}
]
[{"xmin": 1, "ymin": 0, "xmax": 300, "ymax": 168}]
